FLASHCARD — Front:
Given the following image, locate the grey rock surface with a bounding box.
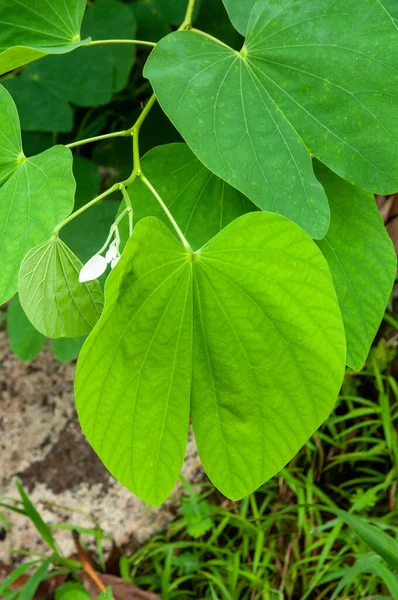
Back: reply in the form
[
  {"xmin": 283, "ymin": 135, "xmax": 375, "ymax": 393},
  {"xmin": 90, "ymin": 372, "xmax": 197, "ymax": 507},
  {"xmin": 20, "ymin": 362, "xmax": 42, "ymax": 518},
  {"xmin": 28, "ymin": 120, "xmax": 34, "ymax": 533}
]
[{"xmin": 0, "ymin": 332, "xmax": 202, "ymax": 565}]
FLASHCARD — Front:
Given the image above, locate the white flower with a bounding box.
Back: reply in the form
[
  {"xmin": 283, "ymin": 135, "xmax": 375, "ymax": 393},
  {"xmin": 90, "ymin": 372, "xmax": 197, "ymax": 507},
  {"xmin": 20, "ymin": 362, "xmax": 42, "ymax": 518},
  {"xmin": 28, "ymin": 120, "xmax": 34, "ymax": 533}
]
[
  {"xmin": 79, "ymin": 255, "xmax": 108, "ymax": 282},
  {"xmin": 110, "ymin": 256, "xmax": 120, "ymax": 269},
  {"xmin": 105, "ymin": 240, "xmax": 119, "ymax": 263}
]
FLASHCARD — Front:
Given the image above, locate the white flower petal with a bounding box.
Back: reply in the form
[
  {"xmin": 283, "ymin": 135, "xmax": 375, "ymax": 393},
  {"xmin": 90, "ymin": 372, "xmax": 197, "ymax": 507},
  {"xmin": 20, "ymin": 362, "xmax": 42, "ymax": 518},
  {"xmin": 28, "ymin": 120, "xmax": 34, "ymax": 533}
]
[
  {"xmin": 110, "ymin": 256, "xmax": 120, "ymax": 269},
  {"xmin": 105, "ymin": 241, "xmax": 118, "ymax": 263},
  {"xmin": 79, "ymin": 255, "xmax": 108, "ymax": 282}
]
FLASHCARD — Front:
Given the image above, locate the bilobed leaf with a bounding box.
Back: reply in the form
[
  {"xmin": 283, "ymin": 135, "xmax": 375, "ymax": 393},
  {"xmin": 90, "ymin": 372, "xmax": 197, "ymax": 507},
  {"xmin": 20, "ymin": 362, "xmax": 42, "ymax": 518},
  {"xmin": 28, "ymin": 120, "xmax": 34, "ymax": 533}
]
[
  {"xmin": 145, "ymin": 31, "xmax": 329, "ymax": 238},
  {"xmin": 51, "ymin": 336, "xmax": 86, "ymax": 363},
  {"xmin": 315, "ymin": 162, "xmax": 397, "ymax": 370},
  {"xmin": 128, "ymin": 143, "xmax": 257, "ymax": 249},
  {"xmin": 0, "ymin": 0, "xmax": 88, "ymax": 75},
  {"xmin": 145, "ymin": 0, "xmax": 398, "ymax": 236},
  {"xmin": 76, "ymin": 214, "xmax": 346, "ymax": 504},
  {"xmin": 222, "ymin": 0, "xmax": 255, "ymax": 35},
  {"xmin": 0, "ymin": 86, "xmax": 75, "ymax": 304},
  {"xmin": 76, "ymin": 218, "xmax": 193, "ymax": 506},
  {"xmin": 19, "ymin": 238, "xmax": 104, "ymax": 338},
  {"xmin": 7, "ymin": 295, "xmax": 45, "ymax": 362}
]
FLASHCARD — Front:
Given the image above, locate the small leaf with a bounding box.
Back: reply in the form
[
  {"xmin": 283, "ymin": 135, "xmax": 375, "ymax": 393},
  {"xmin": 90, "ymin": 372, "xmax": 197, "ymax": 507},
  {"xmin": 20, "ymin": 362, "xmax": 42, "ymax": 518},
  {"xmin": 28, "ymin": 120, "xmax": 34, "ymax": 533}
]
[
  {"xmin": 0, "ymin": 0, "xmax": 88, "ymax": 75},
  {"xmin": 315, "ymin": 162, "xmax": 397, "ymax": 370},
  {"xmin": 7, "ymin": 295, "xmax": 45, "ymax": 362},
  {"xmin": 55, "ymin": 582, "xmax": 91, "ymax": 600},
  {"xmin": 76, "ymin": 214, "xmax": 345, "ymax": 504},
  {"xmin": 51, "ymin": 336, "xmax": 86, "ymax": 363},
  {"xmin": 334, "ymin": 509, "xmax": 398, "ymax": 572},
  {"xmin": 79, "ymin": 255, "xmax": 108, "ymax": 283},
  {"xmin": 19, "ymin": 238, "xmax": 104, "ymax": 338},
  {"xmin": 127, "ymin": 143, "xmax": 257, "ymax": 249}
]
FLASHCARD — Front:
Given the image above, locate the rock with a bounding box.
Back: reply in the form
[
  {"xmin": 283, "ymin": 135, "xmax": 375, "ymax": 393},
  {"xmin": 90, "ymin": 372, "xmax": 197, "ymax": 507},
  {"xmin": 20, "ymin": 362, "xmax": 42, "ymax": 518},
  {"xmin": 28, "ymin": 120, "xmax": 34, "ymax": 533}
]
[{"xmin": 0, "ymin": 332, "xmax": 202, "ymax": 565}]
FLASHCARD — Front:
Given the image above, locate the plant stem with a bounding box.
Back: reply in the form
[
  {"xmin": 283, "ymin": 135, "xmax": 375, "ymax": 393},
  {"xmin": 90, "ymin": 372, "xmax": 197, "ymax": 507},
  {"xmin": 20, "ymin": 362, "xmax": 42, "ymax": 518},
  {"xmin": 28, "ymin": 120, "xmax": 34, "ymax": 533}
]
[
  {"xmin": 53, "ymin": 183, "xmax": 119, "ymax": 235},
  {"xmin": 125, "ymin": 94, "xmax": 157, "ymax": 185},
  {"xmin": 140, "ymin": 173, "xmax": 192, "ymax": 251},
  {"xmin": 180, "ymin": 0, "xmax": 196, "ymax": 29},
  {"xmin": 66, "ymin": 129, "xmax": 131, "ymax": 149},
  {"xmin": 88, "ymin": 39, "xmax": 156, "ymax": 48}
]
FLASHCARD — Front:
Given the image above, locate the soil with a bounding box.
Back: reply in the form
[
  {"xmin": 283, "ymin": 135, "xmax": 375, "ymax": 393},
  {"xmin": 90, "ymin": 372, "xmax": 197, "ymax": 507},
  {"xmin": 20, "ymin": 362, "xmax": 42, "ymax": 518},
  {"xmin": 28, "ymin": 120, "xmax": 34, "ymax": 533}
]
[{"xmin": 0, "ymin": 331, "xmax": 202, "ymax": 566}]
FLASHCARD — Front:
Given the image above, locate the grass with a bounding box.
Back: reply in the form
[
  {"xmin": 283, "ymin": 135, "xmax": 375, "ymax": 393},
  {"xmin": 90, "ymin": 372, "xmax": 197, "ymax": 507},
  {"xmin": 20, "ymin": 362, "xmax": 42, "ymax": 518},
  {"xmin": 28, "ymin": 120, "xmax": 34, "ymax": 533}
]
[{"xmin": 1, "ymin": 315, "xmax": 398, "ymax": 599}]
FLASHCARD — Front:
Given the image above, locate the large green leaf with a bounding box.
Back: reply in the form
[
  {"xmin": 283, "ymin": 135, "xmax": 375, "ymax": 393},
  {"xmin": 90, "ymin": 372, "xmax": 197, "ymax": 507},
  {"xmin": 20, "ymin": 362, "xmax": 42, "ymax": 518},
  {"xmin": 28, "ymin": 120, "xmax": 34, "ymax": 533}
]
[
  {"xmin": 26, "ymin": 0, "xmax": 137, "ymax": 109},
  {"xmin": 128, "ymin": 143, "xmax": 257, "ymax": 249},
  {"xmin": 7, "ymin": 294, "xmax": 45, "ymax": 362},
  {"xmin": 18, "ymin": 238, "xmax": 104, "ymax": 338},
  {"xmin": 76, "ymin": 213, "xmax": 346, "ymax": 504},
  {"xmin": 3, "ymin": 68, "xmax": 73, "ymax": 132},
  {"xmin": 0, "ymin": 0, "xmax": 88, "ymax": 75},
  {"xmin": 0, "ymin": 85, "xmax": 75, "ymax": 305},
  {"xmin": 145, "ymin": 0, "xmax": 398, "ymax": 237},
  {"xmin": 222, "ymin": 0, "xmax": 255, "ymax": 35},
  {"xmin": 315, "ymin": 163, "xmax": 396, "ymax": 370},
  {"xmin": 76, "ymin": 218, "xmax": 193, "ymax": 505}
]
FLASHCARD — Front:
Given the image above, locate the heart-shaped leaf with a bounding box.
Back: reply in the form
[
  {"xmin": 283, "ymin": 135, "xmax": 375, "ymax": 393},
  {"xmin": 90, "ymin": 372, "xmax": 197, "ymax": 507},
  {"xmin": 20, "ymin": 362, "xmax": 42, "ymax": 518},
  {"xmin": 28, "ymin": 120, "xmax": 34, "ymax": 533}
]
[
  {"xmin": 0, "ymin": 85, "xmax": 75, "ymax": 305},
  {"xmin": 315, "ymin": 163, "xmax": 397, "ymax": 370},
  {"xmin": 76, "ymin": 213, "xmax": 346, "ymax": 504},
  {"xmin": 0, "ymin": 0, "xmax": 88, "ymax": 75},
  {"xmin": 145, "ymin": 0, "xmax": 398, "ymax": 237},
  {"xmin": 127, "ymin": 143, "xmax": 257, "ymax": 249},
  {"xmin": 19, "ymin": 238, "xmax": 104, "ymax": 338}
]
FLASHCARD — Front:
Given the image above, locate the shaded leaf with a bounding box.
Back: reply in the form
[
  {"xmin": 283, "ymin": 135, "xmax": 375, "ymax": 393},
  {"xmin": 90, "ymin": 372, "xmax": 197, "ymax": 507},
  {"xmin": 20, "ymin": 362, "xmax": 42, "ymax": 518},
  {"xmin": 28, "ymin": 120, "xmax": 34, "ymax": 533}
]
[
  {"xmin": 7, "ymin": 294, "xmax": 45, "ymax": 362},
  {"xmin": 127, "ymin": 143, "xmax": 257, "ymax": 249},
  {"xmin": 55, "ymin": 582, "xmax": 91, "ymax": 600},
  {"xmin": 315, "ymin": 162, "xmax": 397, "ymax": 370},
  {"xmin": 3, "ymin": 68, "xmax": 73, "ymax": 132},
  {"xmin": 73, "ymin": 156, "xmax": 100, "ymax": 210},
  {"xmin": 76, "ymin": 214, "xmax": 345, "ymax": 504},
  {"xmin": 222, "ymin": 0, "xmax": 255, "ymax": 36},
  {"xmin": 0, "ymin": 0, "xmax": 88, "ymax": 75},
  {"xmin": 19, "ymin": 238, "xmax": 104, "ymax": 338},
  {"xmin": 51, "ymin": 336, "xmax": 86, "ymax": 363},
  {"xmin": 28, "ymin": 0, "xmax": 137, "ymax": 109}
]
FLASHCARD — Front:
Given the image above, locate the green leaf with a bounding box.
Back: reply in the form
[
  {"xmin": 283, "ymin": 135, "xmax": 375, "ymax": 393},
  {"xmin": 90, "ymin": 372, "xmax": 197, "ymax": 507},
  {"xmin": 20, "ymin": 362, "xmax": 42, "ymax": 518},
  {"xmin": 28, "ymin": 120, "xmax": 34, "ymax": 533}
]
[
  {"xmin": 382, "ymin": 0, "xmax": 398, "ymax": 23},
  {"xmin": 73, "ymin": 156, "xmax": 100, "ymax": 210},
  {"xmin": 127, "ymin": 143, "xmax": 257, "ymax": 249},
  {"xmin": 15, "ymin": 478, "xmax": 60, "ymax": 555},
  {"xmin": 0, "ymin": 85, "xmax": 75, "ymax": 305},
  {"xmin": 222, "ymin": 0, "xmax": 255, "ymax": 35},
  {"xmin": 315, "ymin": 163, "xmax": 397, "ymax": 370},
  {"xmin": 55, "ymin": 582, "xmax": 91, "ymax": 600},
  {"xmin": 7, "ymin": 294, "xmax": 45, "ymax": 362},
  {"xmin": 20, "ymin": 558, "xmax": 53, "ymax": 600},
  {"xmin": 18, "ymin": 238, "xmax": 104, "ymax": 338},
  {"xmin": 28, "ymin": 0, "xmax": 137, "ymax": 109},
  {"xmin": 145, "ymin": 31, "xmax": 329, "ymax": 238},
  {"xmin": 334, "ymin": 509, "xmax": 398, "ymax": 572},
  {"xmin": 146, "ymin": 0, "xmax": 398, "ymax": 233},
  {"xmin": 3, "ymin": 68, "xmax": 73, "ymax": 132},
  {"xmin": 76, "ymin": 213, "xmax": 345, "ymax": 504},
  {"xmin": 51, "ymin": 336, "xmax": 86, "ymax": 363},
  {"xmin": 196, "ymin": 0, "xmax": 243, "ymax": 49},
  {"xmin": 0, "ymin": 0, "xmax": 88, "ymax": 76}
]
